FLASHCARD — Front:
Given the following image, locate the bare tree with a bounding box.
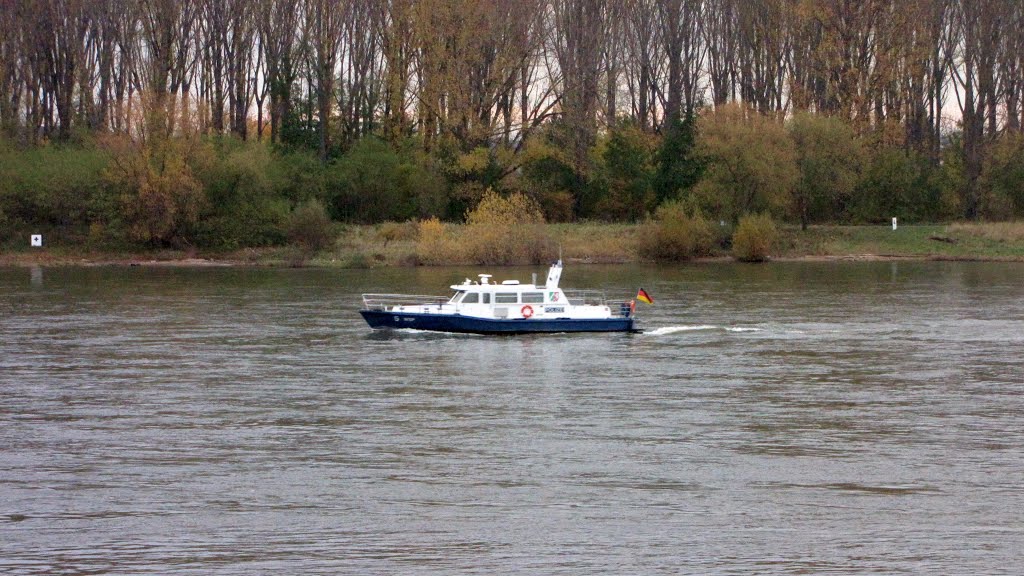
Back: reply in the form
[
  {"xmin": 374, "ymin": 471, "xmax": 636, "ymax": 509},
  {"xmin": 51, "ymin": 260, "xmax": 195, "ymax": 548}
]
[
  {"xmin": 705, "ymin": 0, "xmax": 738, "ymax": 107},
  {"xmin": 659, "ymin": 0, "xmax": 704, "ymax": 121},
  {"xmin": 601, "ymin": 0, "xmax": 625, "ymax": 126},
  {"xmin": 736, "ymin": 0, "xmax": 789, "ymax": 115},
  {"xmin": 256, "ymin": 0, "xmax": 299, "ymax": 143},
  {"xmin": 551, "ymin": 0, "xmax": 607, "ymax": 173},
  {"xmin": 951, "ymin": 0, "xmax": 1002, "ymax": 219},
  {"xmin": 138, "ymin": 0, "xmax": 199, "ymax": 135},
  {"xmin": 997, "ymin": 2, "xmax": 1023, "ymax": 132},
  {"xmin": 379, "ymin": 0, "xmax": 413, "ymax": 144},
  {"xmin": 304, "ymin": 0, "xmax": 346, "ymax": 160},
  {"xmin": 336, "ymin": 0, "xmax": 384, "ymax": 148},
  {"xmin": 0, "ymin": 0, "xmax": 23, "ymax": 138},
  {"xmin": 0, "ymin": 0, "xmax": 1019, "ymax": 199}
]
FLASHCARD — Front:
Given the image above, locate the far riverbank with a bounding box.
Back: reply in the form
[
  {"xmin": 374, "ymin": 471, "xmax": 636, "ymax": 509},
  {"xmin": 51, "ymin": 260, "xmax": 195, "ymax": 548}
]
[{"xmin": 3, "ymin": 222, "xmax": 1024, "ymax": 268}]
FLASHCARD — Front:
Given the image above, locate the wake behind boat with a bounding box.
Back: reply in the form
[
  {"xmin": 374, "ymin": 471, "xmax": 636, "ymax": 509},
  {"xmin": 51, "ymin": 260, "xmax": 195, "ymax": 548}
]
[{"xmin": 359, "ymin": 261, "xmax": 639, "ymax": 334}]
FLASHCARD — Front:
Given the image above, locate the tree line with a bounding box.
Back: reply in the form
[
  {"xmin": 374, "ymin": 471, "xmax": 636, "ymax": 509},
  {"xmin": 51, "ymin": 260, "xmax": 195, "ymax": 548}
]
[{"xmin": 2, "ymin": 0, "xmax": 1024, "ymax": 248}]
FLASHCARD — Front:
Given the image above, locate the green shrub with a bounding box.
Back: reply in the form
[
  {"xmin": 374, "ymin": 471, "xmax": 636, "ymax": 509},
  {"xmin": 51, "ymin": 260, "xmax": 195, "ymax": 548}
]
[
  {"xmin": 590, "ymin": 124, "xmax": 657, "ymax": 221},
  {"xmin": 981, "ymin": 132, "xmax": 1024, "ymax": 218},
  {"xmin": 852, "ymin": 146, "xmax": 939, "ymax": 223},
  {"xmin": 694, "ymin": 103, "xmax": 797, "ymax": 222},
  {"xmin": 194, "ymin": 141, "xmax": 290, "ymax": 248},
  {"xmin": 0, "ymin": 144, "xmax": 110, "ymax": 232},
  {"xmin": 341, "ymin": 252, "xmax": 373, "ymax": 269},
  {"xmin": 325, "ymin": 137, "xmax": 446, "ymax": 223},
  {"xmin": 513, "ymin": 130, "xmax": 582, "ymax": 222},
  {"xmin": 654, "ymin": 114, "xmax": 704, "ymax": 205},
  {"xmin": 277, "ymin": 149, "xmax": 326, "ymax": 204},
  {"xmin": 732, "ymin": 212, "xmax": 777, "ymax": 262},
  {"xmin": 789, "ymin": 112, "xmax": 863, "ymax": 229},
  {"xmin": 637, "ymin": 200, "xmax": 715, "ymax": 261},
  {"xmin": 285, "ymin": 198, "xmax": 336, "ymax": 253}
]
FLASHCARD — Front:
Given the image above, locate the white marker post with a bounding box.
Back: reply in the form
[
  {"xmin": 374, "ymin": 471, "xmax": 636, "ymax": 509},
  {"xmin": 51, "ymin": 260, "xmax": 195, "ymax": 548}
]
[
  {"xmin": 30, "ymin": 234, "xmax": 43, "ymax": 247},
  {"xmin": 892, "ymin": 217, "xmax": 898, "ymax": 231}
]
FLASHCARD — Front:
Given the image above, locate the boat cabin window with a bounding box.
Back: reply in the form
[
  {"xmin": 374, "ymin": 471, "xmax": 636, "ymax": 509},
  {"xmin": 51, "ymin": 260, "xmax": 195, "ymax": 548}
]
[
  {"xmin": 482, "ymin": 293, "xmax": 491, "ymax": 304},
  {"xmin": 462, "ymin": 292, "xmax": 479, "ymax": 304},
  {"xmin": 522, "ymin": 292, "xmax": 544, "ymax": 304},
  {"xmin": 495, "ymin": 293, "xmax": 518, "ymax": 304}
]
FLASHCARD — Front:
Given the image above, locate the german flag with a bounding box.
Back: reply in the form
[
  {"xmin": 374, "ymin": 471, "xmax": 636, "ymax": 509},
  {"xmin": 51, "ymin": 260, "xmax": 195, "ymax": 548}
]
[{"xmin": 636, "ymin": 288, "xmax": 654, "ymax": 304}]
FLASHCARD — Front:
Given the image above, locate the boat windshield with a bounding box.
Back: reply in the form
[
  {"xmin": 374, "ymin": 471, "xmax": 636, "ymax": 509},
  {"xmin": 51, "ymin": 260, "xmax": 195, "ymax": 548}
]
[{"xmin": 451, "ymin": 291, "xmax": 481, "ymax": 304}]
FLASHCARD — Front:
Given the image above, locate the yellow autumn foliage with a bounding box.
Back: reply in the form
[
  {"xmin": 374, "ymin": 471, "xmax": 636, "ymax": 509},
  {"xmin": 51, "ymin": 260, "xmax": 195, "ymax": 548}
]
[
  {"xmin": 732, "ymin": 212, "xmax": 777, "ymax": 262},
  {"xmin": 462, "ymin": 190, "xmax": 555, "ymax": 265}
]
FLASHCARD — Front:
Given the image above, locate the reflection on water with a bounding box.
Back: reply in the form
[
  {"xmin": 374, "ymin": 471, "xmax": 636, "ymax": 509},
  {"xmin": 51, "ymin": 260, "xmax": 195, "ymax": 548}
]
[{"xmin": 1, "ymin": 262, "xmax": 1023, "ymax": 574}]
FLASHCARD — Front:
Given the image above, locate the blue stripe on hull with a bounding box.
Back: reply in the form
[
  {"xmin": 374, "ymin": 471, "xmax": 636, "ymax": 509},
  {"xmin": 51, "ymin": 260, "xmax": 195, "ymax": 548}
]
[{"xmin": 360, "ymin": 310, "xmax": 634, "ymax": 334}]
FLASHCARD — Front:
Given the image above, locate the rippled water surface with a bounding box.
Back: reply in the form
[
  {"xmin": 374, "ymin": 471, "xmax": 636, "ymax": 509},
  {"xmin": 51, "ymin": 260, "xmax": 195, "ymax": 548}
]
[{"xmin": 2, "ymin": 262, "xmax": 1023, "ymax": 574}]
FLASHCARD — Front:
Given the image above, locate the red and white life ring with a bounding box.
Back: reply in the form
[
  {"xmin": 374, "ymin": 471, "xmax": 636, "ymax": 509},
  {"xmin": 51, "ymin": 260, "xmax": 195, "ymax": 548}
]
[{"xmin": 521, "ymin": 305, "xmax": 534, "ymax": 318}]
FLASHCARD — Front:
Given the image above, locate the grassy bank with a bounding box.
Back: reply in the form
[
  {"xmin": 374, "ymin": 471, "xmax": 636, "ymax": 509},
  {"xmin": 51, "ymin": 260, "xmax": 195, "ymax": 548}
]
[
  {"xmin": 319, "ymin": 222, "xmax": 1024, "ymax": 266},
  {"xmin": 3, "ymin": 222, "xmax": 1024, "ymax": 267},
  {"xmin": 774, "ymin": 223, "xmax": 1024, "ymax": 261}
]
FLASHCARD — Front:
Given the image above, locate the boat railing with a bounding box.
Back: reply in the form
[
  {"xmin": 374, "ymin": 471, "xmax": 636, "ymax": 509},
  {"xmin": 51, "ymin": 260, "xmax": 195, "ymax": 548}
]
[
  {"xmin": 563, "ymin": 290, "xmax": 635, "ymax": 318},
  {"xmin": 614, "ymin": 300, "xmax": 636, "ymax": 318},
  {"xmin": 562, "ymin": 290, "xmax": 608, "ymax": 306},
  {"xmin": 362, "ymin": 293, "xmax": 449, "ymax": 310}
]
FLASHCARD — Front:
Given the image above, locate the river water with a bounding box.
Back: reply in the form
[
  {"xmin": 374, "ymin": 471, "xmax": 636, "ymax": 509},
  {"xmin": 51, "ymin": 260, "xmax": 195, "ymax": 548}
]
[{"xmin": 1, "ymin": 262, "xmax": 1023, "ymax": 574}]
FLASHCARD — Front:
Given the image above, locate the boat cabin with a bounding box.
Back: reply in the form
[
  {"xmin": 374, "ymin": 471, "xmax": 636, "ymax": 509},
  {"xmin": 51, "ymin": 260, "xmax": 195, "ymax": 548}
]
[
  {"xmin": 444, "ymin": 262, "xmax": 620, "ymax": 320},
  {"xmin": 449, "ymin": 274, "xmax": 573, "ymax": 319}
]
